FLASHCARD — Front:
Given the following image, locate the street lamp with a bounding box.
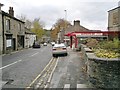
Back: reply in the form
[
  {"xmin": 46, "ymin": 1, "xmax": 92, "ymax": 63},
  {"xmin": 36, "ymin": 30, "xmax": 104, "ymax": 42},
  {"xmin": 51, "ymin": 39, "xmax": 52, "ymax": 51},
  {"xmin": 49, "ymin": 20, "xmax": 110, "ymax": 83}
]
[
  {"xmin": 64, "ymin": 10, "xmax": 67, "ymax": 29},
  {"xmin": 64, "ymin": 10, "xmax": 67, "ymax": 45}
]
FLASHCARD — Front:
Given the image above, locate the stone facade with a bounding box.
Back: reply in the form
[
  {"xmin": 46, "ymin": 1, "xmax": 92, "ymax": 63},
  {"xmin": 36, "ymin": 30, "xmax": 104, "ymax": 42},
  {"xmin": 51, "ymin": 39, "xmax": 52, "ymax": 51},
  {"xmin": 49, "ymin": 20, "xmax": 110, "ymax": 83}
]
[
  {"xmin": 1, "ymin": 7, "xmax": 25, "ymax": 54},
  {"xmin": 108, "ymin": 6, "xmax": 120, "ymax": 31},
  {"xmin": 0, "ymin": 9, "xmax": 3, "ymax": 54}
]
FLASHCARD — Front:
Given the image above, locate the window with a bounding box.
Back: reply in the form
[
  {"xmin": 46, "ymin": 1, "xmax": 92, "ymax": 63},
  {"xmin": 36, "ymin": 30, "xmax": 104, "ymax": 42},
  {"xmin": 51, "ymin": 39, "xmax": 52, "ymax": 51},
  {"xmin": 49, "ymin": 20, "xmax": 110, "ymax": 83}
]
[
  {"xmin": 18, "ymin": 23, "xmax": 21, "ymax": 31},
  {"xmin": 6, "ymin": 19, "xmax": 10, "ymax": 31}
]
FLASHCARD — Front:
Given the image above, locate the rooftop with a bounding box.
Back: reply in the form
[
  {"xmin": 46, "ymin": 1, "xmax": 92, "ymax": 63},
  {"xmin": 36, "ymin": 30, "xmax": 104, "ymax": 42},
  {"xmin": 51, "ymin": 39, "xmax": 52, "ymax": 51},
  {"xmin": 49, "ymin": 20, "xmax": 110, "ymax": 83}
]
[{"xmin": 108, "ymin": 6, "xmax": 120, "ymax": 12}]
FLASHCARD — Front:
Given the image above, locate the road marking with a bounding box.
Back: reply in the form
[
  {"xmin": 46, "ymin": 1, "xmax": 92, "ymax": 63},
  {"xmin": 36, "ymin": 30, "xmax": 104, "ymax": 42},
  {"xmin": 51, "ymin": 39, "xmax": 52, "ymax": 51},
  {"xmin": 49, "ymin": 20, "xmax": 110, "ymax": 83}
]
[
  {"xmin": 77, "ymin": 84, "xmax": 88, "ymax": 88},
  {"xmin": 44, "ymin": 57, "xmax": 59, "ymax": 88},
  {"xmin": 30, "ymin": 52, "xmax": 39, "ymax": 57},
  {"xmin": 0, "ymin": 59, "xmax": 22, "ymax": 70},
  {"xmin": 26, "ymin": 57, "xmax": 54, "ymax": 89},
  {"xmin": 64, "ymin": 84, "xmax": 70, "ymax": 90}
]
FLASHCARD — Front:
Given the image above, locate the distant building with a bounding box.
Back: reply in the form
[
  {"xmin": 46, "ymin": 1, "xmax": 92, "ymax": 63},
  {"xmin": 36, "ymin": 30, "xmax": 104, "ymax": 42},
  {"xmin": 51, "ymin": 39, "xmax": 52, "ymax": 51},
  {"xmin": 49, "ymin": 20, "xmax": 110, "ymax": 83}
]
[
  {"xmin": 1, "ymin": 7, "xmax": 25, "ymax": 54},
  {"xmin": 108, "ymin": 6, "xmax": 120, "ymax": 31},
  {"xmin": 65, "ymin": 20, "xmax": 89, "ymax": 34},
  {"xmin": 64, "ymin": 20, "xmax": 92, "ymax": 46}
]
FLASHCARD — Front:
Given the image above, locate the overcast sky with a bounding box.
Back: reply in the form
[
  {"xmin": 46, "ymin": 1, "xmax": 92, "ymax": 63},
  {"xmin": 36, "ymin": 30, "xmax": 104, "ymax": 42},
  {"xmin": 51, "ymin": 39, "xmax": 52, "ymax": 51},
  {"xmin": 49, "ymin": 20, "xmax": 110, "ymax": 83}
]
[{"xmin": 1, "ymin": 0, "xmax": 120, "ymax": 30}]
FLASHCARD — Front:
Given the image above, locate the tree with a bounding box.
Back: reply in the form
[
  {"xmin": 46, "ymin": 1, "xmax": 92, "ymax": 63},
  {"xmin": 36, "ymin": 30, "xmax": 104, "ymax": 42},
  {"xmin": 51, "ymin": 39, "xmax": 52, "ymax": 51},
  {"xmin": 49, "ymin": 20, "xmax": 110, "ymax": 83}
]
[
  {"xmin": 53, "ymin": 18, "xmax": 70, "ymax": 30},
  {"xmin": 31, "ymin": 18, "xmax": 45, "ymax": 40},
  {"xmin": 51, "ymin": 18, "xmax": 71, "ymax": 41}
]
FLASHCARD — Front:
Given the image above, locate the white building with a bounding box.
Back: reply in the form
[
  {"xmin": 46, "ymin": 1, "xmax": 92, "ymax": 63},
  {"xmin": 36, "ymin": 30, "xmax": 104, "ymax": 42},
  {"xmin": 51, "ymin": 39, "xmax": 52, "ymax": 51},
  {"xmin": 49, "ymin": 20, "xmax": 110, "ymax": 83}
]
[{"xmin": 25, "ymin": 28, "xmax": 36, "ymax": 48}]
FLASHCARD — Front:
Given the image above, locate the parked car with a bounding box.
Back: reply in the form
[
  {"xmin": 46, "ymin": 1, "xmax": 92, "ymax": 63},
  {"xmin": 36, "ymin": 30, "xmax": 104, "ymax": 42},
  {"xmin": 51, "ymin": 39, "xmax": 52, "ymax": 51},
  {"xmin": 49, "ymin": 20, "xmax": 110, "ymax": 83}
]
[
  {"xmin": 32, "ymin": 42, "xmax": 41, "ymax": 48},
  {"xmin": 43, "ymin": 42, "xmax": 47, "ymax": 46},
  {"xmin": 51, "ymin": 42, "xmax": 55, "ymax": 46},
  {"xmin": 52, "ymin": 43, "xmax": 68, "ymax": 57}
]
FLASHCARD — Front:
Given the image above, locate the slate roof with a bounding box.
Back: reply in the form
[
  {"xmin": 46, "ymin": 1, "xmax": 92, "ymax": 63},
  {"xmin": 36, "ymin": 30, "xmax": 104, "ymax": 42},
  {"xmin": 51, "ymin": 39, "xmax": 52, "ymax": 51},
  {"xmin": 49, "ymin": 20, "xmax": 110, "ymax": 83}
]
[{"xmin": 1, "ymin": 11, "xmax": 25, "ymax": 23}]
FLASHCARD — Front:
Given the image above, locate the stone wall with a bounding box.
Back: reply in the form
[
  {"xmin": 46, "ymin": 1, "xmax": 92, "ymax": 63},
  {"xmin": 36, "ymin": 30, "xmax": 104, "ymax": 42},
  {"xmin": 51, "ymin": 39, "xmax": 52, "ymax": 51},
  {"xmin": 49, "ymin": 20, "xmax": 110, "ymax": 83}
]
[{"xmin": 81, "ymin": 44, "xmax": 120, "ymax": 88}]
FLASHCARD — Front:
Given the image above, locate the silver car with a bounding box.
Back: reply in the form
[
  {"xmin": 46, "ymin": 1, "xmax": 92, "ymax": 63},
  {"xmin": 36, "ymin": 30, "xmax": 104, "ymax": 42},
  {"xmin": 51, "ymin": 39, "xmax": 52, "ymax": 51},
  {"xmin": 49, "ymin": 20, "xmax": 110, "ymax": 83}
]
[{"xmin": 52, "ymin": 43, "xmax": 68, "ymax": 57}]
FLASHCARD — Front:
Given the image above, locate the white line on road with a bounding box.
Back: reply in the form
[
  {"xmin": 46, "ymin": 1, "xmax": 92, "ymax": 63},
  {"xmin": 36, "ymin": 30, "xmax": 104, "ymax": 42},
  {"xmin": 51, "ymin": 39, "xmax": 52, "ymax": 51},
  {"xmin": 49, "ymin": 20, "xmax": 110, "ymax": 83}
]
[
  {"xmin": 64, "ymin": 84, "xmax": 70, "ymax": 90},
  {"xmin": 26, "ymin": 57, "xmax": 54, "ymax": 89},
  {"xmin": 77, "ymin": 84, "xmax": 88, "ymax": 89},
  {"xmin": 0, "ymin": 59, "xmax": 22, "ymax": 70},
  {"xmin": 30, "ymin": 52, "xmax": 39, "ymax": 57}
]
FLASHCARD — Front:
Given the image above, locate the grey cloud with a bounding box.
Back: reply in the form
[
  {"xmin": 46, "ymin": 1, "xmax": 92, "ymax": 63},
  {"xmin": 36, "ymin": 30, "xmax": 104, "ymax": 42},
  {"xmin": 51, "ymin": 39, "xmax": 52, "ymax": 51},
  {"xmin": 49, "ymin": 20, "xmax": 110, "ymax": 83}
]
[{"xmin": 2, "ymin": 0, "xmax": 118, "ymax": 30}]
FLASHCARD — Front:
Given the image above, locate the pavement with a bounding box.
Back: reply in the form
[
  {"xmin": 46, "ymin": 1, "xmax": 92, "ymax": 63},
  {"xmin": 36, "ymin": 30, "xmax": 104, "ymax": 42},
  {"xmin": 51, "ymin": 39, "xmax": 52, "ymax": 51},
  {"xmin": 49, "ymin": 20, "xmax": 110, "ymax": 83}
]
[{"xmin": 49, "ymin": 47, "xmax": 90, "ymax": 89}]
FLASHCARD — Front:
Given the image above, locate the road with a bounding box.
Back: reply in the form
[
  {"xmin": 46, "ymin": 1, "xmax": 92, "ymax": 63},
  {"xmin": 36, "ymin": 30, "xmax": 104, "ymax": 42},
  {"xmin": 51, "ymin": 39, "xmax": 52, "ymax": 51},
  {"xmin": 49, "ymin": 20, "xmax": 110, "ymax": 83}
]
[
  {"xmin": 49, "ymin": 48, "xmax": 88, "ymax": 89},
  {"xmin": 1, "ymin": 44, "xmax": 52, "ymax": 89},
  {"xmin": 1, "ymin": 44, "xmax": 89, "ymax": 89}
]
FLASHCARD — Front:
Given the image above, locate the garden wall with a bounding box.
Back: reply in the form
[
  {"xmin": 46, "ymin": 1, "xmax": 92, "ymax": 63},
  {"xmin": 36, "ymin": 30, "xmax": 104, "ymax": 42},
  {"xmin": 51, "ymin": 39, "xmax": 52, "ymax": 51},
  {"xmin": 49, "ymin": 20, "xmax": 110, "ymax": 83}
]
[{"xmin": 81, "ymin": 44, "xmax": 120, "ymax": 88}]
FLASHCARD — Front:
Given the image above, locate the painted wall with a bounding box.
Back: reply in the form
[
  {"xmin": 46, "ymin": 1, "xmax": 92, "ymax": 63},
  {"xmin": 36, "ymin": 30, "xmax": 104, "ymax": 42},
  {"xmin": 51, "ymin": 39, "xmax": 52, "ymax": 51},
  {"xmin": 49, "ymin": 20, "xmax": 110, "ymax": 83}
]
[{"xmin": 25, "ymin": 34, "xmax": 36, "ymax": 48}]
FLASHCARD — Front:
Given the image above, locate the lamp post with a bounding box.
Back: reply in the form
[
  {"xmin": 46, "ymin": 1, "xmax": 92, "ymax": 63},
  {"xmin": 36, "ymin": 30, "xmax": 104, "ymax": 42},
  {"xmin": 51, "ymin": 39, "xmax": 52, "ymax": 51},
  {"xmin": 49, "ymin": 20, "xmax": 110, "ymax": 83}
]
[
  {"xmin": 64, "ymin": 10, "xmax": 67, "ymax": 45},
  {"xmin": 64, "ymin": 10, "xmax": 67, "ymax": 20},
  {"xmin": 64, "ymin": 10, "xmax": 67, "ymax": 29}
]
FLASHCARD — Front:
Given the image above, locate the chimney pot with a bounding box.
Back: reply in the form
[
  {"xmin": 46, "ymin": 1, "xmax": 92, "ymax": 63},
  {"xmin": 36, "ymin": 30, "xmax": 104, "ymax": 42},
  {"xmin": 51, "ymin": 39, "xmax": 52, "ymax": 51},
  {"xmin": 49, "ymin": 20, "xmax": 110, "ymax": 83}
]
[{"xmin": 9, "ymin": 6, "xmax": 14, "ymax": 17}]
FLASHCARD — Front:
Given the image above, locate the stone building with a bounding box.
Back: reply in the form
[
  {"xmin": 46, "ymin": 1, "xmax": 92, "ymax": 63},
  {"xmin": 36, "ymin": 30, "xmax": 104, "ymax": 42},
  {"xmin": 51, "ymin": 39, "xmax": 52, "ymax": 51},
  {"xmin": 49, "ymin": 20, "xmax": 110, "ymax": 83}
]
[
  {"xmin": 0, "ymin": 3, "xmax": 4, "ymax": 54},
  {"xmin": 1, "ymin": 7, "xmax": 25, "ymax": 54},
  {"xmin": 108, "ymin": 6, "xmax": 120, "ymax": 31}
]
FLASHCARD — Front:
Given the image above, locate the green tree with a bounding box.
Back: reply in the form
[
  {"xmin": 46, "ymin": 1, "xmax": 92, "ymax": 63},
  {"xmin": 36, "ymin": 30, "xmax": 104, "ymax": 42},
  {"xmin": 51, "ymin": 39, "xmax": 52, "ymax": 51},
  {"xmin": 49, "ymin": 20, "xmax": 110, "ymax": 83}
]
[{"xmin": 31, "ymin": 18, "xmax": 45, "ymax": 40}]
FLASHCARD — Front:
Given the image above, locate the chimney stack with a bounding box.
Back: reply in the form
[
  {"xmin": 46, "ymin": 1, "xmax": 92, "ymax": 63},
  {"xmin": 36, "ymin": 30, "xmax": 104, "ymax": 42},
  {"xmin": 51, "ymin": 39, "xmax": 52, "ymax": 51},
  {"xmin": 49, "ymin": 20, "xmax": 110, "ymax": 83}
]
[
  {"xmin": 9, "ymin": 7, "xmax": 14, "ymax": 17},
  {"xmin": 74, "ymin": 20, "xmax": 80, "ymax": 26}
]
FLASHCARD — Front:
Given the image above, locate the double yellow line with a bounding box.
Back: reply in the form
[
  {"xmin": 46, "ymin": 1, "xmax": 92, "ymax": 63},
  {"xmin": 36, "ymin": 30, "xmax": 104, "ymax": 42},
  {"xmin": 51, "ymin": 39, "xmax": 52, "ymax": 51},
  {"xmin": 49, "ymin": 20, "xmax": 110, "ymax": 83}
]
[{"xmin": 25, "ymin": 57, "xmax": 58, "ymax": 90}]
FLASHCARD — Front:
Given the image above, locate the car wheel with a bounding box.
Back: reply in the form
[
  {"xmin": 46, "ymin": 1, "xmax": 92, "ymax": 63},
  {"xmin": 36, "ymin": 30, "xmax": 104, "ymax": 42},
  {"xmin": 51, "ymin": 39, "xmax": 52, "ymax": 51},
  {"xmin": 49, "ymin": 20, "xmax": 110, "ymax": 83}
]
[
  {"xmin": 53, "ymin": 54, "xmax": 56, "ymax": 57},
  {"xmin": 65, "ymin": 53, "xmax": 68, "ymax": 56}
]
